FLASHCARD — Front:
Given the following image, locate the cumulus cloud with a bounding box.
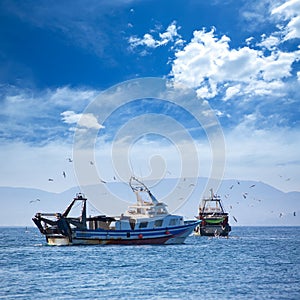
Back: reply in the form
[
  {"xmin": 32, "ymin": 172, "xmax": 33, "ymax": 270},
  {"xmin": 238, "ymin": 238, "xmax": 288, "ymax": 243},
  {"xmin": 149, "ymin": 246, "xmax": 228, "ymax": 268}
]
[
  {"xmin": 257, "ymin": 34, "xmax": 281, "ymax": 50},
  {"xmin": 224, "ymin": 84, "xmax": 241, "ymax": 101},
  {"xmin": 128, "ymin": 21, "xmax": 183, "ymax": 52},
  {"xmin": 169, "ymin": 26, "xmax": 299, "ymax": 100},
  {"xmin": 61, "ymin": 110, "xmax": 105, "ymax": 130},
  {"xmin": 271, "ymin": 0, "xmax": 300, "ymax": 40}
]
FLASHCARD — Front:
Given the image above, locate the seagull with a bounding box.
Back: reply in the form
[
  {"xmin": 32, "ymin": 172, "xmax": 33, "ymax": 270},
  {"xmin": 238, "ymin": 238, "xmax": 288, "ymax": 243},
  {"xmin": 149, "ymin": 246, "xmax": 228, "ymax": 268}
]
[
  {"xmin": 249, "ymin": 184, "xmax": 255, "ymax": 188},
  {"xmin": 242, "ymin": 193, "xmax": 248, "ymax": 199},
  {"xmin": 67, "ymin": 158, "xmax": 73, "ymax": 162},
  {"xmin": 189, "ymin": 183, "xmax": 195, "ymax": 187},
  {"xmin": 279, "ymin": 213, "xmax": 283, "ymax": 218},
  {"xmin": 229, "ymin": 185, "xmax": 234, "ymax": 189},
  {"xmin": 100, "ymin": 179, "xmax": 107, "ymax": 184},
  {"xmin": 237, "ymin": 181, "xmax": 240, "ymax": 185},
  {"xmin": 90, "ymin": 161, "xmax": 94, "ymax": 165},
  {"xmin": 48, "ymin": 178, "xmax": 54, "ymax": 182},
  {"xmin": 233, "ymin": 216, "xmax": 238, "ymax": 223},
  {"xmin": 286, "ymin": 178, "xmax": 291, "ymax": 181},
  {"xmin": 30, "ymin": 199, "xmax": 40, "ymax": 203},
  {"xmin": 293, "ymin": 212, "xmax": 296, "ymax": 216},
  {"xmin": 62, "ymin": 171, "xmax": 66, "ymax": 178}
]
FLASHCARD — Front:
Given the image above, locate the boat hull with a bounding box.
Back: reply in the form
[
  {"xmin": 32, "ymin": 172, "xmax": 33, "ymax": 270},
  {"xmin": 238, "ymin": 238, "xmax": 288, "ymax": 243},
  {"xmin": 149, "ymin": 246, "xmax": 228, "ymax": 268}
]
[
  {"xmin": 44, "ymin": 221, "xmax": 199, "ymax": 246},
  {"xmin": 195, "ymin": 223, "xmax": 231, "ymax": 237}
]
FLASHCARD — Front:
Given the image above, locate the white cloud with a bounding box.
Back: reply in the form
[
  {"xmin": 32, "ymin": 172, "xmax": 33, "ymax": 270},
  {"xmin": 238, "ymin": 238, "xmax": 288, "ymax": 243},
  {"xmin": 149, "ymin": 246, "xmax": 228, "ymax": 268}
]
[
  {"xmin": 285, "ymin": 15, "xmax": 300, "ymax": 40},
  {"xmin": 128, "ymin": 21, "xmax": 182, "ymax": 51},
  {"xmin": 224, "ymin": 85, "xmax": 241, "ymax": 101},
  {"xmin": 272, "ymin": 0, "xmax": 300, "ymax": 40},
  {"xmin": 61, "ymin": 111, "xmax": 105, "ymax": 130},
  {"xmin": 0, "ymin": 85, "xmax": 99, "ymax": 143},
  {"xmin": 258, "ymin": 34, "xmax": 281, "ymax": 50},
  {"xmin": 1, "ymin": 79, "xmax": 299, "ymax": 194},
  {"xmin": 61, "ymin": 111, "xmax": 81, "ymax": 124},
  {"xmin": 159, "ymin": 22, "xmax": 181, "ymax": 45},
  {"xmin": 262, "ymin": 51, "xmax": 296, "ymax": 81},
  {"xmin": 271, "ymin": 0, "xmax": 300, "ymax": 19},
  {"xmin": 49, "ymin": 86, "xmax": 97, "ymax": 106},
  {"xmin": 129, "ymin": 33, "xmax": 157, "ymax": 48},
  {"xmin": 169, "ymin": 26, "xmax": 300, "ymax": 100}
]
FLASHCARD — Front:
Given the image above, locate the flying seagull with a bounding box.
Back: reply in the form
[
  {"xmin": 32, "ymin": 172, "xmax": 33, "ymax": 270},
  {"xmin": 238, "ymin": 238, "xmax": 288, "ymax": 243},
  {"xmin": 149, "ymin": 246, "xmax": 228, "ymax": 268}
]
[
  {"xmin": 67, "ymin": 158, "xmax": 73, "ymax": 162},
  {"xmin": 48, "ymin": 178, "xmax": 54, "ymax": 182},
  {"xmin": 249, "ymin": 184, "xmax": 255, "ymax": 188},
  {"xmin": 62, "ymin": 171, "xmax": 66, "ymax": 178},
  {"xmin": 232, "ymin": 216, "xmax": 238, "ymax": 223}
]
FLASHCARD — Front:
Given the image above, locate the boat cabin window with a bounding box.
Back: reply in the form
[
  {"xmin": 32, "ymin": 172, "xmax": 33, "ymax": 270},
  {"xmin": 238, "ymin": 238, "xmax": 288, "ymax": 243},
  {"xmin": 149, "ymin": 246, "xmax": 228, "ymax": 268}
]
[
  {"xmin": 169, "ymin": 218, "xmax": 178, "ymax": 226},
  {"xmin": 139, "ymin": 222, "xmax": 148, "ymax": 228},
  {"xmin": 154, "ymin": 219, "xmax": 163, "ymax": 227}
]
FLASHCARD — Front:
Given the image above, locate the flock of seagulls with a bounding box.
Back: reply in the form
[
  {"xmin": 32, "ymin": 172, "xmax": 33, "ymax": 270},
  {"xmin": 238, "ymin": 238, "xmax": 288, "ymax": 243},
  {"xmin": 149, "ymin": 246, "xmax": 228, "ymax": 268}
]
[
  {"xmin": 31, "ymin": 161, "xmax": 299, "ymax": 220},
  {"xmin": 46, "ymin": 158, "xmax": 119, "ymax": 185},
  {"xmin": 224, "ymin": 180, "xmax": 297, "ymax": 222}
]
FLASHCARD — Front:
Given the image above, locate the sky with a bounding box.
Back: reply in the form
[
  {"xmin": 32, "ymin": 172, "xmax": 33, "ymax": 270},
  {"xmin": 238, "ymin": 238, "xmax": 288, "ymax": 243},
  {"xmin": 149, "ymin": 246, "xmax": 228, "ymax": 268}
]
[{"xmin": 0, "ymin": 0, "xmax": 300, "ymax": 198}]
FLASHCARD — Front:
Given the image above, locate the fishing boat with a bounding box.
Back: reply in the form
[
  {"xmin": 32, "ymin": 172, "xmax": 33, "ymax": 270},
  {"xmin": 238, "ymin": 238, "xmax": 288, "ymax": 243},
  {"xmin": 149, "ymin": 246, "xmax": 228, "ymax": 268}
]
[
  {"xmin": 32, "ymin": 176, "xmax": 200, "ymax": 245},
  {"xmin": 194, "ymin": 189, "xmax": 231, "ymax": 237}
]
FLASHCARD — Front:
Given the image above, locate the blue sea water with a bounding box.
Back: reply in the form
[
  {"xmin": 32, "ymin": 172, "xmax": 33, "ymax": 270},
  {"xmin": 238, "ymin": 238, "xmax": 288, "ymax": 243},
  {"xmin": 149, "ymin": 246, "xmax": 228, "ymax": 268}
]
[{"xmin": 0, "ymin": 227, "xmax": 299, "ymax": 300}]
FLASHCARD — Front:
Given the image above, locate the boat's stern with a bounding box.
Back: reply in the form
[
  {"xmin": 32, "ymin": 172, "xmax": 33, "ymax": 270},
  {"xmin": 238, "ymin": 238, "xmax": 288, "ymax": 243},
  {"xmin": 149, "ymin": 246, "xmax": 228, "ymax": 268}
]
[{"xmin": 46, "ymin": 234, "xmax": 71, "ymax": 246}]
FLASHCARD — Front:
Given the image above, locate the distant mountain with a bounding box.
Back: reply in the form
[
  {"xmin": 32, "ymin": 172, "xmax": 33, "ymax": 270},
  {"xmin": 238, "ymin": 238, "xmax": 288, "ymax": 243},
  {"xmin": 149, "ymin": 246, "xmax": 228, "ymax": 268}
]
[{"xmin": 0, "ymin": 177, "xmax": 299, "ymax": 226}]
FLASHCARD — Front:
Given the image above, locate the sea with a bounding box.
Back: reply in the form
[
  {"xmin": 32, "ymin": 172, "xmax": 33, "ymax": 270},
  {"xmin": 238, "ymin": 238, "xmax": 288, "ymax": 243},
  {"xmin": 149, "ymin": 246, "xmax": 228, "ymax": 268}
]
[{"xmin": 0, "ymin": 227, "xmax": 299, "ymax": 300}]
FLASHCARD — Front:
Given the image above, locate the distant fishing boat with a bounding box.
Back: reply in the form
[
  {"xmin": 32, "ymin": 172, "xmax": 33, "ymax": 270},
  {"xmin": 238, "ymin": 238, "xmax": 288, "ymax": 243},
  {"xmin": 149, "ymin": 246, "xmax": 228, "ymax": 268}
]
[
  {"xmin": 194, "ymin": 189, "xmax": 231, "ymax": 237},
  {"xmin": 32, "ymin": 176, "xmax": 200, "ymax": 246}
]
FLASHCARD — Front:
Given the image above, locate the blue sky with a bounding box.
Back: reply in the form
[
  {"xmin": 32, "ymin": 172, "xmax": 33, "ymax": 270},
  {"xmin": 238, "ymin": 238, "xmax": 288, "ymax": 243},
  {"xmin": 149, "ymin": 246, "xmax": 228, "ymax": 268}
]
[{"xmin": 0, "ymin": 0, "xmax": 300, "ymax": 194}]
